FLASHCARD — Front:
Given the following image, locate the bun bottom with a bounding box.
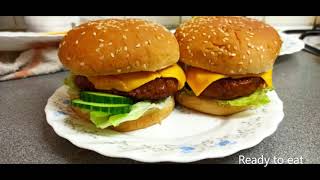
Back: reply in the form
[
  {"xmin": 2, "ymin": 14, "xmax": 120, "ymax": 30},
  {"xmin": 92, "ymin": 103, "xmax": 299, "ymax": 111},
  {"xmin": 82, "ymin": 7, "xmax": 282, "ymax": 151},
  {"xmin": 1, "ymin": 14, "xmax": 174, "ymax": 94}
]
[
  {"xmin": 71, "ymin": 96, "xmax": 175, "ymax": 132},
  {"xmin": 175, "ymin": 90, "xmax": 249, "ymax": 116}
]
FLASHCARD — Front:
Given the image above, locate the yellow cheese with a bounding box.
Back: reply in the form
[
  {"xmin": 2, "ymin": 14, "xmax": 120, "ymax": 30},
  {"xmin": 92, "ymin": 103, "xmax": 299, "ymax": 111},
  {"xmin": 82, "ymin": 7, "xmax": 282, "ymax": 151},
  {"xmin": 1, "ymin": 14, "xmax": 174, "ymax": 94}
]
[
  {"xmin": 186, "ymin": 67, "xmax": 273, "ymax": 96},
  {"xmin": 88, "ymin": 64, "xmax": 186, "ymax": 92}
]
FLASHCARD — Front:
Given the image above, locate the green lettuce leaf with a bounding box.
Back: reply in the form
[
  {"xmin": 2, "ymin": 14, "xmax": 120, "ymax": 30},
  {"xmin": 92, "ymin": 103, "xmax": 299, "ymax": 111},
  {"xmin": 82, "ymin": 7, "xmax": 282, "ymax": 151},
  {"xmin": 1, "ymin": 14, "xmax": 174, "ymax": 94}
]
[
  {"xmin": 217, "ymin": 88, "xmax": 272, "ymax": 107},
  {"xmin": 64, "ymin": 73, "xmax": 79, "ymax": 91},
  {"xmin": 89, "ymin": 97, "xmax": 171, "ymax": 129},
  {"xmin": 64, "ymin": 73, "xmax": 80, "ymax": 97}
]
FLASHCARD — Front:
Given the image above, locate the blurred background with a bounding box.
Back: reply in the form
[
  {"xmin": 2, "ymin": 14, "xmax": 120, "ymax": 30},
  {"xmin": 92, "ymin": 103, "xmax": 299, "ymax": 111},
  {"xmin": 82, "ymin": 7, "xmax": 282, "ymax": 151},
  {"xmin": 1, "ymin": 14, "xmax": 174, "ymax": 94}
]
[{"xmin": 1, "ymin": 16, "xmax": 319, "ymax": 31}]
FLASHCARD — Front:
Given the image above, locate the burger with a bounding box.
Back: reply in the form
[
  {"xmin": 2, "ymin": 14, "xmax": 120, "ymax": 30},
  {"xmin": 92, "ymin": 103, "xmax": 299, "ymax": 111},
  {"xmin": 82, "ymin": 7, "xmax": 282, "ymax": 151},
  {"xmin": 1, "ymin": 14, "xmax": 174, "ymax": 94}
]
[
  {"xmin": 58, "ymin": 19, "xmax": 186, "ymax": 132},
  {"xmin": 174, "ymin": 16, "xmax": 282, "ymax": 115}
]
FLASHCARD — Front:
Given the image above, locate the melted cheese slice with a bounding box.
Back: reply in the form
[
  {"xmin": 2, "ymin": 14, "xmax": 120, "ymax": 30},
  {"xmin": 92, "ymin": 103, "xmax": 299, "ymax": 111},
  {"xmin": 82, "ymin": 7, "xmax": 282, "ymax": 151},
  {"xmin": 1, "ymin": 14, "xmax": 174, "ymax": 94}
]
[
  {"xmin": 87, "ymin": 64, "xmax": 186, "ymax": 92},
  {"xmin": 186, "ymin": 67, "xmax": 273, "ymax": 96}
]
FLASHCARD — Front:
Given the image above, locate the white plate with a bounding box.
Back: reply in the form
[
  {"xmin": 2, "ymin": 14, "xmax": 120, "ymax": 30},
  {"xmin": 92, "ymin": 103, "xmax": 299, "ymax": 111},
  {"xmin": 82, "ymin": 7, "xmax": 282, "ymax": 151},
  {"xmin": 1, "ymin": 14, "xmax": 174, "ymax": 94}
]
[
  {"xmin": 279, "ymin": 32, "xmax": 305, "ymax": 55},
  {"xmin": 0, "ymin": 32, "xmax": 64, "ymax": 51},
  {"xmin": 45, "ymin": 86, "xmax": 284, "ymax": 163}
]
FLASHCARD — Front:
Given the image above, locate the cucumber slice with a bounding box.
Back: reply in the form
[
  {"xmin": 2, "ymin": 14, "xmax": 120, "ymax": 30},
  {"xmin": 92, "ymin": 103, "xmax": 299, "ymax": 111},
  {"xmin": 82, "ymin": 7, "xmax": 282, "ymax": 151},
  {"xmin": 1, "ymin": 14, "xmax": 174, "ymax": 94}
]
[
  {"xmin": 80, "ymin": 91, "xmax": 134, "ymax": 104},
  {"xmin": 71, "ymin": 99, "xmax": 131, "ymax": 114}
]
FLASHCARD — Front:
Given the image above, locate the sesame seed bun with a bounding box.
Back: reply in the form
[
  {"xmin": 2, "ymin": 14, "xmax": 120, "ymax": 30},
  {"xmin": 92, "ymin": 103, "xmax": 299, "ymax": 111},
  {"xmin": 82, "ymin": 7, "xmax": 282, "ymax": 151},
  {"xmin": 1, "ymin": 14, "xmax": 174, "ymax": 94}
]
[
  {"xmin": 175, "ymin": 90, "xmax": 249, "ymax": 116},
  {"xmin": 175, "ymin": 16, "xmax": 282, "ymax": 75},
  {"xmin": 58, "ymin": 19, "xmax": 179, "ymax": 76}
]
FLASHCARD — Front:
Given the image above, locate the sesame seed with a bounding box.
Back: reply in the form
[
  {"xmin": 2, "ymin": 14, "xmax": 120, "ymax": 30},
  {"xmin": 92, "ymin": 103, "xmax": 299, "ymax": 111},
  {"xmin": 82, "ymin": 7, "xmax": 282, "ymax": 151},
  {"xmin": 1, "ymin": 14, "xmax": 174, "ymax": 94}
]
[
  {"xmin": 203, "ymin": 52, "xmax": 207, "ymax": 56},
  {"xmin": 117, "ymin": 69, "xmax": 121, "ymax": 73},
  {"xmin": 234, "ymin": 46, "xmax": 238, "ymax": 50},
  {"xmin": 261, "ymin": 55, "xmax": 264, "ymax": 58},
  {"xmin": 62, "ymin": 41, "xmax": 66, "ymax": 46},
  {"xmin": 127, "ymin": 66, "xmax": 131, "ymax": 69},
  {"xmin": 230, "ymin": 53, "xmax": 236, "ymax": 57},
  {"xmin": 247, "ymin": 50, "xmax": 251, "ymax": 55},
  {"xmin": 99, "ymin": 43, "xmax": 104, "ymax": 48},
  {"xmin": 182, "ymin": 33, "xmax": 186, "ymax": 37},
  {"xmin": 249, "ymin": 59, "xmax": 253, "ymax": 64},
  {"xmin": 99, "ymin": 55, "xmax": 104, "ymax": 60},
  {"xmin": 211, "ymin": 51, "xmax": 215, "ymax": 55},
  {"xmin": 213, "ymin": 32, "xmax": 217, "ymax": 35},
  {"xmin": 203, "ymin": 41, "xmax": 208, "ymax": 43},
  {"xmin": 230, "ymin": 70, "xmax": 235, "ymax": 73},
  {"xmin": 123, "ymin": 35, "xmax": 127, "ymax": 40},
  {"xmin": 245, "ymin": 37, "xmax": 250, "ymax": 41},
  {"xmin": 238, "ymin": 62, "xmax": 244, "ymax": 65},
  {"xmin": 126, "ymin": 54, "xmax": 130, "ymax": 58},
  {"xmin": 93, "ymin": 32, "xmax": 96, "ymax": 36},
  {"xmin": 202, "ymin": 33, "xmax": 206, "ymax": 36},
  {"xmin": 187, "ymin": 46, "xmax": 190, "ymax": 49},
  {"xmin": 157, "ymin": 36, "xmax": 161, "ymax": 40},
  {"xmin": 81, "ymin": 32, "xmax": 86, "ymax": 35},
  {"xmin": 194, "ymin": 30, "xmax": 199, "ymax": 33},
  {"xmin": 110, "ymin": 53, "xmax": 115, "ymax": 58},
  {"xmin": 192, "ymin": 36, "xmax": 195, "ymax": 40},
  {"xmin": 75, "ymin": 40, "xmax": 79, "ymax": 44},
  {"xmin": 124, "ymin": 29, "xmax": 129, "ymax": 31},
  {"xmin": 124, "ymin": 46, "xmax": 128, "ymax": 51},
  {"xmin": 136, "ymin": 26, "xmax": 140, "ymax": 30},
  {"xmin": 80, "ymin": 62, "xmax": 85, "ymax": 66},
  {"xmin": 143, "ymin": 64, "xmax": 147, "ymax": 69},
  {"xmin": 208, "ymin": 35, "xmax": 211, "ymax": 38},
  {"xmin": 136, "ymin": 44, "xmax": 141, "ymax": 48},
  {"xmin": 218, "ymin": 28, "xmax": 224, "ymax": 33},
  {"xmin": 243, "ymin": 55, "xmax": 246, "ymax": 59},
  {"xmin": 66, "ymin": 57, "xmax": 71, "ymax": 60},
  {"xmin": 108, "ymin": 42, "xmax": 113, "ymax": 46},
  {"xmin": 99, "ymin": 39, "xmax": 104, "ymax": 42},
  {"xmin": 96, "ymin": 48, "xmax": 100, "ymax": 52}
]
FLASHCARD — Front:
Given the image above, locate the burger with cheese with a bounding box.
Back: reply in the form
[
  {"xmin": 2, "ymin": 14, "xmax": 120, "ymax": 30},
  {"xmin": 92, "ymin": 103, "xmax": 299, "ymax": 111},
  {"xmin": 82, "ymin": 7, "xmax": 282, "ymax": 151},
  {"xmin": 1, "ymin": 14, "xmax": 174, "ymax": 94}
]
[
  {"xmin": 174, "ymin": 16, "xmax": 282, "ymax": 115},
  {"xmin": 58, "ymin": 19, "xmax": 186, "ymax": 132}
]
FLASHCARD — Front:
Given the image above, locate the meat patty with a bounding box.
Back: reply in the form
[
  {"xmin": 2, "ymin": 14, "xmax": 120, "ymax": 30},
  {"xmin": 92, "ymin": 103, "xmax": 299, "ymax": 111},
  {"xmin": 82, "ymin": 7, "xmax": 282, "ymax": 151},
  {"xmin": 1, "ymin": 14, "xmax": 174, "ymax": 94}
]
[
  {"xmin": 200, "ymin": 77, "xmax": 265, "ymax": 100},
  {"xmin": 74, "ymin": 75, "xmax": 178, "ymax": 101}
]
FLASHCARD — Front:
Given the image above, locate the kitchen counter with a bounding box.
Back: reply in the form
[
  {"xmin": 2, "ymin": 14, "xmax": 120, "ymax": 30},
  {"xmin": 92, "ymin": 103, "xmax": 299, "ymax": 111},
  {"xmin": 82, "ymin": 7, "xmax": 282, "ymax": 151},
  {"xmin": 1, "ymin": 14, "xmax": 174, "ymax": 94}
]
[{"xmin": 1, "ymin": 51, "xmax": 319, "ymax": 164}]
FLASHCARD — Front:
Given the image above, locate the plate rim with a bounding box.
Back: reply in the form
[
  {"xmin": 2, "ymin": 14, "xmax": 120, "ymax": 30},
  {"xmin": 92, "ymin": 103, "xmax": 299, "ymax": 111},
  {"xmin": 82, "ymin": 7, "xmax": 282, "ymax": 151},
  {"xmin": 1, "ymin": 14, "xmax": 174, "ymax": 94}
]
[{"xmin": 45, "ymin": 85, "xmax": 284, "ymax": 163}]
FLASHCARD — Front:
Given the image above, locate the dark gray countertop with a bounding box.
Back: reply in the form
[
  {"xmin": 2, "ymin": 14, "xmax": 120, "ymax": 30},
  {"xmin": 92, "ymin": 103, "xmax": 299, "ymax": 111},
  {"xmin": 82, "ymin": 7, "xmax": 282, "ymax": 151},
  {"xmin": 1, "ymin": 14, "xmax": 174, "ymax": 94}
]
[{"xmin": 1, "ymin": 51, "xmax": 320, "ymax": 164}]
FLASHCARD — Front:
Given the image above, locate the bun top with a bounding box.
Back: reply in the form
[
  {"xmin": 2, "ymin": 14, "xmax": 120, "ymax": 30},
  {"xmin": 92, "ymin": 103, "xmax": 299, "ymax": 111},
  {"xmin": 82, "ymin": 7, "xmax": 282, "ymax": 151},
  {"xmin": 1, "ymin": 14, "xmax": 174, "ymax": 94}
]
[
  {"xmin": 175, "ymin": 16, "xmax": 282, "ymax": 75},
  {"xmin": 58, "ymin": 19, "xmax": 179, "ymax": 76}
]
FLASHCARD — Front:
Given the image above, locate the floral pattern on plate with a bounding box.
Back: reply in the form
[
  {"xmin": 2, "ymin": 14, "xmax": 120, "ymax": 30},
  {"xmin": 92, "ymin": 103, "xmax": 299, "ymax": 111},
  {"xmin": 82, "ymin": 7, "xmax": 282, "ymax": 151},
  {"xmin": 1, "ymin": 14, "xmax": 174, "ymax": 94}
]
[{"xmin": 45, "ymin": 86, "xmax": 284, "ymax": 162}]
